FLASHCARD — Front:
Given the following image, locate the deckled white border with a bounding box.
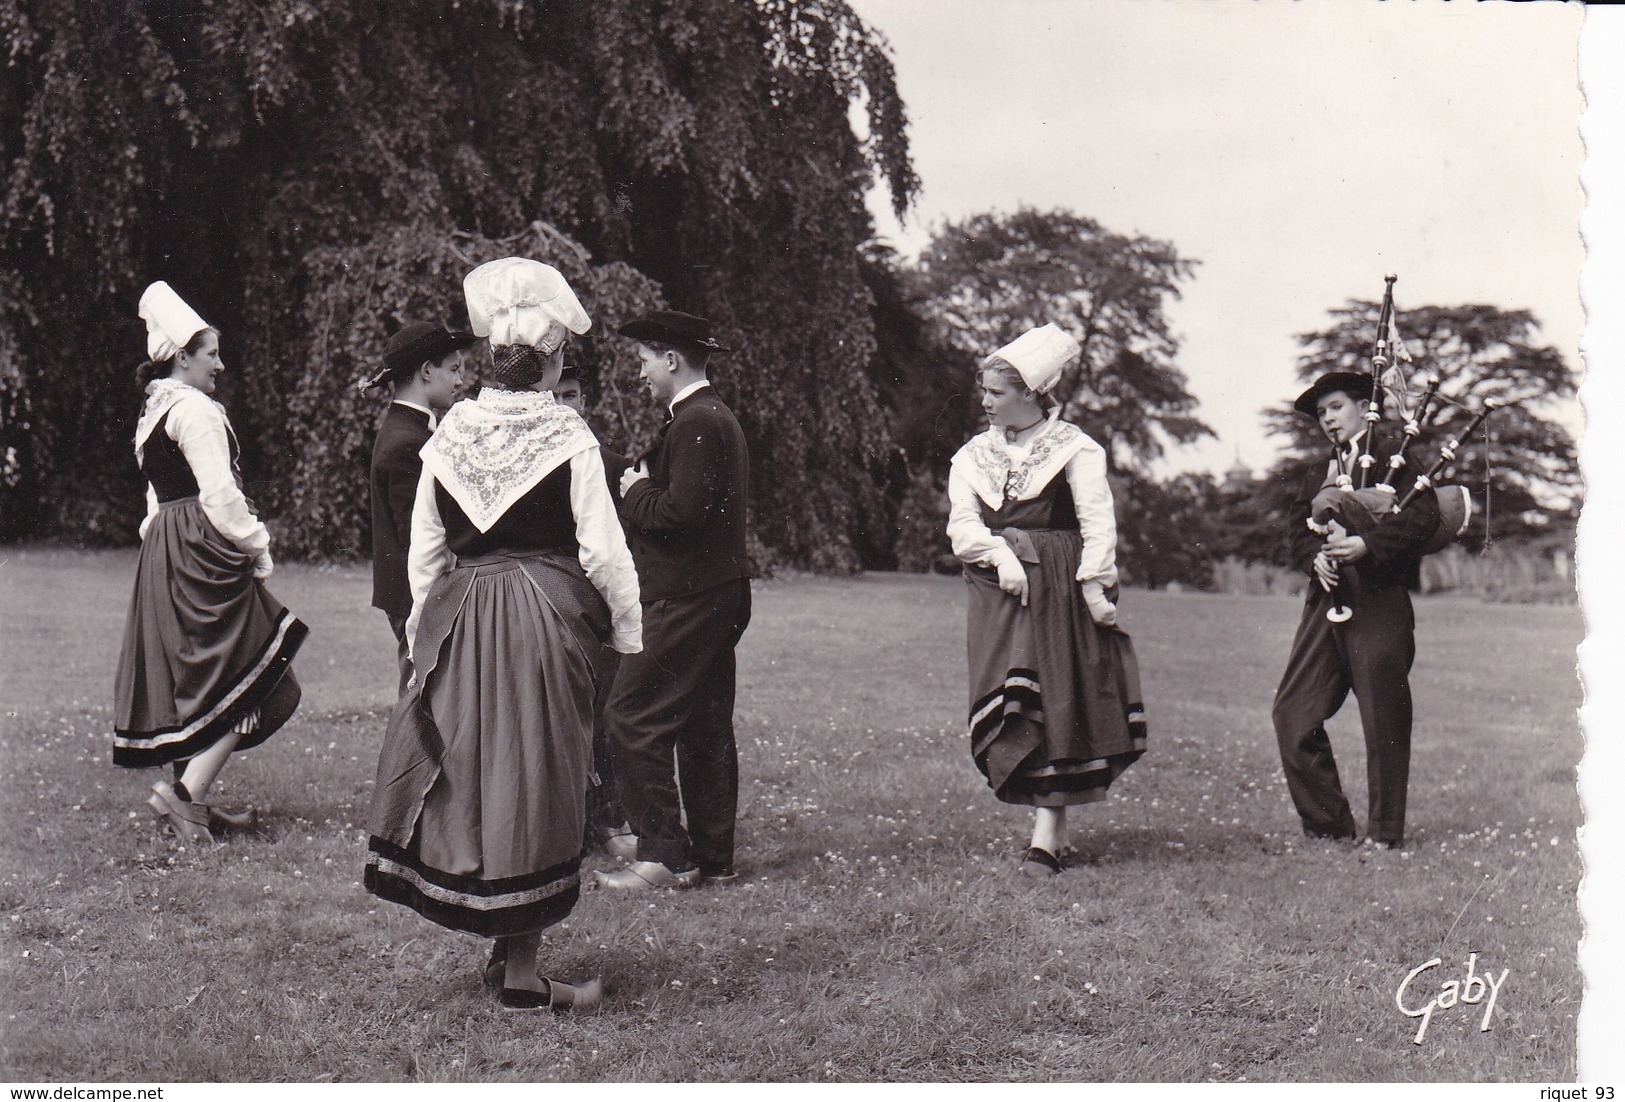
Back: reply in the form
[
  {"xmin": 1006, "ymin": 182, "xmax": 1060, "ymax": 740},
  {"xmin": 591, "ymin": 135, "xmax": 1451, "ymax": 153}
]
[{"xmin": 1576, "ymin": 2, "xmax": 1624, "ymax": 1082}]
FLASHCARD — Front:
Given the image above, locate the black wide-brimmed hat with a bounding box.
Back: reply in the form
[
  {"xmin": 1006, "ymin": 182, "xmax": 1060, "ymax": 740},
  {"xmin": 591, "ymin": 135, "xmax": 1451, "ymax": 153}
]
[
  {"xmin": 360, "ymin": 323, "xmax": 479, "ymax": 393},
  {"xmin": 384, "ymin": 322, "xmax": 478, "ymax": 376},
  {"xmin": 617, "ymin": 310, "xmax": 728, "ymax": 353},
  {"xmin": 1293, "ymin": 371, "xmax": 1375, "ymax": 418}
]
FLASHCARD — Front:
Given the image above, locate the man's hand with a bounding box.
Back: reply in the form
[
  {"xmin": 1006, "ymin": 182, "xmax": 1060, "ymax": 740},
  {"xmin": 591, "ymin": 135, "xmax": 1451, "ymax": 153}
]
[
  {"xmin": 620, "ymin": 461, "xmax": 649, "ymax": 496},
  {"xmin": 1326, "ymin": 531, "xmax": 1369, "ymax": 564},
  {"xmin": 996, "ymin": 557, "xmax": 1029, "ymax": 607},
  {"xmin": 1312, "ymin": 549, "xmax": 1339, "ymax": 591}
]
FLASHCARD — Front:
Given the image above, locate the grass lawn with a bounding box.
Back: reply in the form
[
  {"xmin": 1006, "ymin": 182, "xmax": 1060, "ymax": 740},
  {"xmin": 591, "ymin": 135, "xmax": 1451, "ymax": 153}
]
[{"xmin": 0, "ymin": 547, "xmax": 1585, "ymax": 1081}]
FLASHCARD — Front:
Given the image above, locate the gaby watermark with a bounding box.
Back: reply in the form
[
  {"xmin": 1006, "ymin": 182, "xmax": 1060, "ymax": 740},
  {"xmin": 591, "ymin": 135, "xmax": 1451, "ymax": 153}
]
[{"xmin": 1394, "ymin": 952, "xmax": 1509, "ymax": 1044}]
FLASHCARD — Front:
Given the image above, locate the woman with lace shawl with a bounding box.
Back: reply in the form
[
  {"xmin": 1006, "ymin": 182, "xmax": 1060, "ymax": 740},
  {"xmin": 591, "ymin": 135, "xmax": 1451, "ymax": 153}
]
[
  {"xmin": 114, "ymin": 282, "xmax": 306, "ymax": 845},
  {"xmin": 947, "ymin": 324, "xmax": 1147, "ymax": 879},
  {"xmin": 364, "ymin": 258, "xmax": 641, "ymax": 1013}
]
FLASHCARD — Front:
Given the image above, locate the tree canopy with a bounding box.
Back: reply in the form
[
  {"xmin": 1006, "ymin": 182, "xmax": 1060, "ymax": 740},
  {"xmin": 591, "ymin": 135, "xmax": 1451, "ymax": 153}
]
[
  {"xmin": 1, "ymin": 0, "xmax": 917, "ymax": 571},
  {"xmin": 1266, "ymin": 301, "xmax": 1578, "ymax": 543},
  {"xmin": 909, "ymin": 207, "xmax": 1209, "ymax": 472}
]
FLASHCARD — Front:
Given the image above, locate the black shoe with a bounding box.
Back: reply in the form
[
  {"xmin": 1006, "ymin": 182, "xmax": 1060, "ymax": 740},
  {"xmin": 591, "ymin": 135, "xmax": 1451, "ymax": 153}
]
[
  {"xmin": 1017, "ymin": 847, "xmax": 1062, "ymax": 878},
  {"xmin": 499, "ymin": 977, "xmax": 602, "ymax": 1013},
  {"xmin": 483, "ymin": 941, "xmax": 508, "ymax": 989},
  {"xmin": 699, "ymin": 864, "xmax": 739, "ymax": 884}
]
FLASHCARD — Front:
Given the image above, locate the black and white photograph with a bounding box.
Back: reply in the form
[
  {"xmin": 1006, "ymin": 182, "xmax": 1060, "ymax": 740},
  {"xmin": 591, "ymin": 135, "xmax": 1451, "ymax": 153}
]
[{"xmin": 1, "ymin": 0, "xmax": 1620, "ymax": 1088}]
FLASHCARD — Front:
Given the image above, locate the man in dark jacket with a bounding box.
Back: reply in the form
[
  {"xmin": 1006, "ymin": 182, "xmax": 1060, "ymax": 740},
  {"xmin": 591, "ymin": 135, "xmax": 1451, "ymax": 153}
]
[
  {"xmin": 364, "ymin": 322, "xmax": 476, "ymax": 695},
  {"xmin": 1272, "ymin": 371, "xmax": 1441, "ymax": 849},
  {"xmin": 598, "ymin": 311, "xmax": 751, "ymax": 889}
]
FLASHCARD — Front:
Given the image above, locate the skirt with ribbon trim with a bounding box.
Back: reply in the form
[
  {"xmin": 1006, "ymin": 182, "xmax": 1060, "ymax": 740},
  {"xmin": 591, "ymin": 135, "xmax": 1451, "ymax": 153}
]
[
  {"xmin": 365, "ymin": 551, "xmax": 610, "ymax": 938},
  {"xmin": 964, "ymin": 527, "xmax": 1146, "ymax": 807},
  {"xmin": 113, "ymin": 497, "xmax": 305, "ymax": 768}
]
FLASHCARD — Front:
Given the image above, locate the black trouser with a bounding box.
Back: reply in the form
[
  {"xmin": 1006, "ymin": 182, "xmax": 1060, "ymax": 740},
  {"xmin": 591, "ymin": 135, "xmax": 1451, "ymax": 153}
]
[
  {"xmin": 386, "ymin": 612, "xmax": 412, "ymax": 699},
  {"xmin": 607, "ymin": 579, "xmax": 751, "ymax": 871},
  {"xmin": 1271, "ymin": 578, "xmax": 1415, "ymax": 845}
]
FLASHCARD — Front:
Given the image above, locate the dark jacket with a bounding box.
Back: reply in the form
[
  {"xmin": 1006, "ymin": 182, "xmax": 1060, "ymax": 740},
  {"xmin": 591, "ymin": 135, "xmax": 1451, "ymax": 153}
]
[
  {"xmin": 1287, "ymin": 426, "xmax": 1442, "ymax": 592},
  {"xmin": 599, "ymin": 444, "xmax": 631, "ymax": 507},
  {"xmin": 369, "ymin": 403, "xmax": 433, "ymax": 617},
  {"xmin": 619, "ymin": 388, "xmax": 750, "ymax": 601}
]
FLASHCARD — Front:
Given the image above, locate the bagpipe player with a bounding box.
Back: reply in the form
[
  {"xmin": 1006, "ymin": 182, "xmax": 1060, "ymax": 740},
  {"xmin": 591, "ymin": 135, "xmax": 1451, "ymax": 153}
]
[{"xmin": 1271, "ymin": 370, "xmax": 1445, "ymax": 850}]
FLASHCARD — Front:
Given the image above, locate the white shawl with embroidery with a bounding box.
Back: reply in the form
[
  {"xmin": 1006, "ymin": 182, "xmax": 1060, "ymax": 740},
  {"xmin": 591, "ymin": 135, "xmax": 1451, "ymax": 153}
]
[
  {"xmin": 134, "ymin": 378, "xmax": 215, "ymax": 458},
  {"xmin": 405, "ymin": 387, "xmax": 642, "ymax": 656},
  {"xmin": 949, "ymin": 417, "xmax": 1089, "ymax": 508},
  {"xmin": 946, "ymin": 417, "xmax": 1118, "ymax": 586},
  {"xmin": 418, "ymin": 387, "xmax": 596, "ymax": 534}
]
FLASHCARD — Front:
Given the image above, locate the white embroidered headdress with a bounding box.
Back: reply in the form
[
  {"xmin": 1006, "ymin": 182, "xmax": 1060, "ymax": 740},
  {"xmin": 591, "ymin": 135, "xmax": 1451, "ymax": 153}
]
[
  {"xmin": 463, "ymin": 257, "xmax": 591, "ymax": 353},
  {"xmin": 138, "ymin": 281, "xmax": 210, "ymax": 363},
  {"xmin": 984, "ymin": 323, "xmax": 1080, "ymax": 396}
]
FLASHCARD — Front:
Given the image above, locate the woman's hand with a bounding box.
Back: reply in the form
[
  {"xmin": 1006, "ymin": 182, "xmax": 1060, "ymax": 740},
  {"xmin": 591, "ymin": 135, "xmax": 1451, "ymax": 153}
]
[
  {"xmin": 996, "ymin": 558, "xmax": 1029, "ymax": 607},
  {"xmin": 252, "ymin": 549, "xmax": 274, "ymax": 580},
  {"xmin": 1081, "ymin": 581, "xmax": 1117, "ymax": 626}
]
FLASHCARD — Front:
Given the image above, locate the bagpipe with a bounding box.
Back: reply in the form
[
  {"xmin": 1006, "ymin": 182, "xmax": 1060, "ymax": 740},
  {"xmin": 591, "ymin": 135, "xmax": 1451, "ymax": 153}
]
[{"xmin": 1308, "ymin": 275, "xmax": 1494, "ymax": 622}]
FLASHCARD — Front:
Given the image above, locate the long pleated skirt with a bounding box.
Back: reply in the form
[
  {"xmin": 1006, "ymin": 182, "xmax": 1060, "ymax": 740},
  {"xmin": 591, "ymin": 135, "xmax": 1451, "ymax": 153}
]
[
  {"xmin": 965, "ymin": 528, "xmax": 1147, "ymax": 807},
  {"xmin": 365, "ymin": 552, "xmax": 610, "ymax": 938},
  {"xmin": 113, "ymin": 497, "xmax": 306, "ymax": 768}
]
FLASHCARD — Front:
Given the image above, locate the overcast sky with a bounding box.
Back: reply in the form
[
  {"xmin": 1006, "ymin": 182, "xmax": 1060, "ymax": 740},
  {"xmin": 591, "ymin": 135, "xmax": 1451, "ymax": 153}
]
[{"xmin": 847, "ymin": 0, "xmax": 1586, "ymax": 478}]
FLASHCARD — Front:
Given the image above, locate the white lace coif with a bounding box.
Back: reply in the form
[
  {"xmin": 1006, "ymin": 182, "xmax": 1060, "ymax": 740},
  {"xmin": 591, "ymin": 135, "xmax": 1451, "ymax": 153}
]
[
  {"xmin": 985, "ymin": 323, "xmax": 1081, "ymax": 396},
  {"xmin": 463, "ymin": 257, "xmax": 591, "ymax": 352},
  {"xmin": 139, "ymin": 282, "xmax": 210, "ymax": 363}
]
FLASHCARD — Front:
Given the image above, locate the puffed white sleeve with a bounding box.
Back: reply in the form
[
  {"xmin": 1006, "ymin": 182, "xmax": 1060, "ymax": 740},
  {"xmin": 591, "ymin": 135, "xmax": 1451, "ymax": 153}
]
[
  {"xmin": 137, "ymin": 484, "xmax": 158, "ymax": 541},
  {"xmin": 570, "ymin": 447, "xmax": 642, "ymax": 653},
  {"xmin": 947, "ymin": 461, "xmax": 1021, "ymax": 573},
  {"xmin": 403, "ymin": 464, "xmax": 452, "ymax": 657},
  {"xmin": 1066, "ymin": 438, "xmax": 1119, "ymax": 587},
  {"xmin": 167, "ymin": 395, "xmax": 270, "ymax": 554}
]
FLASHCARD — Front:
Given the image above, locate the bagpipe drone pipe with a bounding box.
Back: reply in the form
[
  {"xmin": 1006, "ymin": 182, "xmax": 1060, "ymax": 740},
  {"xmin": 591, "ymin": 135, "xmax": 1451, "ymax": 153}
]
[{"xmin": 1309, "ymin": 276, "xmax": 1491, "ymax": 622}]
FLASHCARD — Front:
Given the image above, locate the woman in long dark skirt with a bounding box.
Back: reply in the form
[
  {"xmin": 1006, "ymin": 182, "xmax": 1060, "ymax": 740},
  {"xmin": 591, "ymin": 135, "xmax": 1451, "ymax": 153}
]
[
  {"xmin": 365, "ymin": 259, "xmax": 641, "ymax": 1012},
  {"xmin": 113, "ymin": 281, "xmax": 306, "ymax": 843},
  {"xmin": 947, "ymin": 324, "xmax": 1146, "ymax": 878}
]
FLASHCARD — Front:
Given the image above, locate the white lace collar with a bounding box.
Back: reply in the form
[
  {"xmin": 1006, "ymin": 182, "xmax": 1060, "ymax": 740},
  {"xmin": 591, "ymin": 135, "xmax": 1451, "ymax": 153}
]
[
  {"xmin": 950, "ymin": 416, "xmax": 1089, "ymax": 508},
  {"xmin": 133, "ymin": 378, "xmax": 214, "ymax": 457},
  {"xmin": 420, "ymin": 387, "xmax": 596, "ymax": 532}
]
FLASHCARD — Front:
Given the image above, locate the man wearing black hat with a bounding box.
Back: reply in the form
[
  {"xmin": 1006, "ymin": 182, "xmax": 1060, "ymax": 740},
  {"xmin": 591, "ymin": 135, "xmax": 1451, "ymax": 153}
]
[
  {"xmin": 1271, "ymin": 371, "xmax": 1440, "ymax": 850},
  {"xmin": 598, "ymin": 311, "xmax": 751, "ymax": 890},
  {"xmin": 364, "ymin": 322, "xmax": 477, "ymax": 695}
]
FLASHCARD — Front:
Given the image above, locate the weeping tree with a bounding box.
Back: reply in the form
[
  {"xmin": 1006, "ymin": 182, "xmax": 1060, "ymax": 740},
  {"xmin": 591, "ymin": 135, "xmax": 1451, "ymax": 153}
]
[
  {"xmin": 1264, "ymin": 301, "xmax": 1579, "ymax": 544},
  {"xmin": 0, "ymin": 0, "xmax": 917, "ymax": 570}
]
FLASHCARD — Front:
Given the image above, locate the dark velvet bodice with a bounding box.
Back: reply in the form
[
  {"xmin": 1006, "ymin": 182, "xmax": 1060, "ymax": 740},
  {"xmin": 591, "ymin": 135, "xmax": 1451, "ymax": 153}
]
[
  {"xmin": 140, "ymin": 410, "xmax": 202, "ymax": 501},
  {"xmin": 978, "ymin": 470, "xmax": 1077, "ymax": 531},
  {"xmin": 438, "ymin": 462, "xmax": 578, "ymax": 559}
]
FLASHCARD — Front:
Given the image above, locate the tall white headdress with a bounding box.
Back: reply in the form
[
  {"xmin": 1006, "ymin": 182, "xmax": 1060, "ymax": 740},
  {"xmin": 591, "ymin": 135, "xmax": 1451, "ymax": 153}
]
[
  {"xmin": 463, "ymin": 258, "xmax": 591, "ymax": 353},
  {"xmin": 138, "ymin": 282, "xmax": 210, "ymax": 363},
  {"xmin": 985, "ymin": 323, "xmax": 1081, "ymax": 396}
]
